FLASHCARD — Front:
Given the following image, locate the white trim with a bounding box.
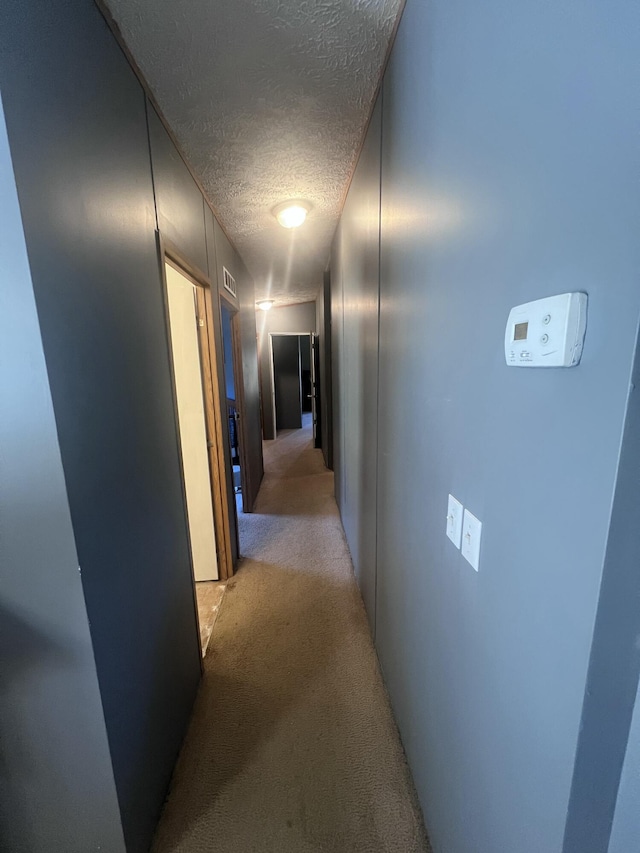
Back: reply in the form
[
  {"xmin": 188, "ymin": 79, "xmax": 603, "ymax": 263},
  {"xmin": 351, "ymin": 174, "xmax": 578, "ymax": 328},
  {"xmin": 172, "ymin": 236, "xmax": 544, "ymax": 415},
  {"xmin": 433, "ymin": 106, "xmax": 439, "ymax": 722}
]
[{"xmin": 222, "ymin": 266, "xmax": 237, "ymax": 298}]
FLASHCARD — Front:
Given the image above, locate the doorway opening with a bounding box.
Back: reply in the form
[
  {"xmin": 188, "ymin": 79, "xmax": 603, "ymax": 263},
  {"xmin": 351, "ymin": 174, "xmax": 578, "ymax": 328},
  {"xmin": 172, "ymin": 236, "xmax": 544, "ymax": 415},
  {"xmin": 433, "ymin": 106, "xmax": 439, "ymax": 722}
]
[
  {"xmin": 270, "ymin": 333, "xmax": 318, "ymax": 439},
  {"xmin": 163, "ymin": 252, "xmax": 232, "ymax": 658},
  {"xmin": 220, "ymin": 293, "xmax": 253, "ymax": 553}
]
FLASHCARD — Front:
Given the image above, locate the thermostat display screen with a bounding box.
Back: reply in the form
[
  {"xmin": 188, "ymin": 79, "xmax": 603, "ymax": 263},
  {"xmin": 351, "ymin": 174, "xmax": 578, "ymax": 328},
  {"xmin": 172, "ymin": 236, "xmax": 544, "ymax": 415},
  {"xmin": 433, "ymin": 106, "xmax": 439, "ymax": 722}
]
[{"xmin": 514, "ymin": 322, "xmax": 528, "ymax": 341}]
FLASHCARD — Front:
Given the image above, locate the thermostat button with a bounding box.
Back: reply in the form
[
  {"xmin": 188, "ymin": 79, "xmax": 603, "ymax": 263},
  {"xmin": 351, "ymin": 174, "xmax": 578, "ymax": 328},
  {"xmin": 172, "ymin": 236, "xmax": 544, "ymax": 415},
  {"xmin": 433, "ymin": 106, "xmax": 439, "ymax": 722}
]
[
  {"xmin": 540, "ymin": 334, "xmax": 549, "ymax": 344},
  {"xmin": 543, "ymin": 314, "xmax": 551, "ymax": 325}
]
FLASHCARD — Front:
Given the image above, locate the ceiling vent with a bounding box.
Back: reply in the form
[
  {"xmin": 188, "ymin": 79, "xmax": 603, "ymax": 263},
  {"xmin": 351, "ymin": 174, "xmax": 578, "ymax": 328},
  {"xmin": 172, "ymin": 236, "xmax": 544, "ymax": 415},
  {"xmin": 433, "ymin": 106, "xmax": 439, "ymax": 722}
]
[{"xmin": 222, "ymin": 266, "xmax": 237, "ymax": 298}]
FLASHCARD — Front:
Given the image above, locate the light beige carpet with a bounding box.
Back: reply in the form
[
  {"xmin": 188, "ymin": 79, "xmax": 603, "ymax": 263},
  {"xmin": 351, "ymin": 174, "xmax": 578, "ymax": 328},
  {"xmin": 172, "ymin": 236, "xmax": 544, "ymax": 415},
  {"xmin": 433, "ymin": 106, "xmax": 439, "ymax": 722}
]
[
  {"xmin": 152, "ymin": 423, "xmax": 430, "ymax": 853},
  {"xmin": 195, "ymin": 582, "xmax": 226, "ymax": 657}
]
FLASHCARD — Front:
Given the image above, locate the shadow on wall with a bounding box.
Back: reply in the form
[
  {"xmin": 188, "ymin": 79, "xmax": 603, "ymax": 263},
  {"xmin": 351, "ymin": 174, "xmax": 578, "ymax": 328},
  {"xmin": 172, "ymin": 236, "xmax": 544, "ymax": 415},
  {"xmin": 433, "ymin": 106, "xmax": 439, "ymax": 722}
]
[{"xmin": 0, "ymin": 603, "xmax": 71, "ymax": 851}]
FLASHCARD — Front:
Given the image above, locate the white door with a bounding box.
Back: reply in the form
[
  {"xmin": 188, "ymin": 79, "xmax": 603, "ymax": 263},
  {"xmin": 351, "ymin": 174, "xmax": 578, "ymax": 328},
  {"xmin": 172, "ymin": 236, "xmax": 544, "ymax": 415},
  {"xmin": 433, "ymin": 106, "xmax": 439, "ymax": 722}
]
[{"xmin": 165, "ymin": 263, "xmax": 218, "ymax": 581}]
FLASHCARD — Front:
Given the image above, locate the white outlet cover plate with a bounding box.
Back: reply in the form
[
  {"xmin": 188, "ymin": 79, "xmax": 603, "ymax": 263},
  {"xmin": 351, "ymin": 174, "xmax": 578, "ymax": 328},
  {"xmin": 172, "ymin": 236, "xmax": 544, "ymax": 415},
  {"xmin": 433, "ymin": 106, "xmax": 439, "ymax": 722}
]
[
  {"xmin": 446, "ymin": 495, "xmax": 463, "ymax": 548},
  {"xmin": 462, "ymin": 509, "xmax": 482, "ymax": 571}
]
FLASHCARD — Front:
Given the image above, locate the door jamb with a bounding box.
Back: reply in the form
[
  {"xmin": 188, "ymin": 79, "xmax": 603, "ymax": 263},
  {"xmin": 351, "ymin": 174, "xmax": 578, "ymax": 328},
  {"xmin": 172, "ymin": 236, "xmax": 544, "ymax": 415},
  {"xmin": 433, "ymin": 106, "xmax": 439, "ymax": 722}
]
[{"xmin": 158, "ymin": 233, "xmax": 234, "ymax": 584}]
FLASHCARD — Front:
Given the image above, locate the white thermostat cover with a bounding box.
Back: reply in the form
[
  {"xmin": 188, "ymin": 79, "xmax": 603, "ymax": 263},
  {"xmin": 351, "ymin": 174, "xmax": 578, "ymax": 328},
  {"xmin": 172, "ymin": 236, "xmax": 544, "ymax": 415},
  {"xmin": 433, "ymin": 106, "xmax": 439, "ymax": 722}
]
[{"xmin": 505, "ymin": 292, "xmax": 587, "ymax": 367}]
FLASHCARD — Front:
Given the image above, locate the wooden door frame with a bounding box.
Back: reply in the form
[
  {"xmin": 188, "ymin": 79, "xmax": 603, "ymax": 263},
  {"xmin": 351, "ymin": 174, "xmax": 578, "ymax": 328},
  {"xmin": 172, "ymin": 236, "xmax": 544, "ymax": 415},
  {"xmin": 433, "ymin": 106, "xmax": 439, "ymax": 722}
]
[
  {"xmin": 158, "ymin": 233, "xmax": 234, "ymax": 585},
  {"xmin": 269, "ymin": 331, "xmax": 312, "ymax": 434},
  {"xmin": 220, "ymin": 291, "xmax": 254, "ymax": 514}
]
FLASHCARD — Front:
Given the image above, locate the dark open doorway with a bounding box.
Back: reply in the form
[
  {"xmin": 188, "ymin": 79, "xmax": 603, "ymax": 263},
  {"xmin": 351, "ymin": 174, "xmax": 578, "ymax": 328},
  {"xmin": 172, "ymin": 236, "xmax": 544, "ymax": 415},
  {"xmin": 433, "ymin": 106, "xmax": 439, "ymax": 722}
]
[
  {"xmin": 270, "ymin": 333, "xmax": 314, "ymax": 434},
  {"xmin": 221, "ymin": 297, "xmax": 253, "ymax": 533}
]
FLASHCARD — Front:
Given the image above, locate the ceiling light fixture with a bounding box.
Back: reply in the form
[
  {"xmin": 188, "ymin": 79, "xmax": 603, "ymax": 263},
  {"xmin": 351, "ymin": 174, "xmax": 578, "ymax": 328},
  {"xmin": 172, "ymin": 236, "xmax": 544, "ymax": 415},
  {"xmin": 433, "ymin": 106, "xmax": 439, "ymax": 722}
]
[
  {"xmin": 273, "ymin": 200, "xmax": 311, "ymax": 229},
  {"xmin": 256, "ymin": 299, "xmax": 275, "ymax": 311}
]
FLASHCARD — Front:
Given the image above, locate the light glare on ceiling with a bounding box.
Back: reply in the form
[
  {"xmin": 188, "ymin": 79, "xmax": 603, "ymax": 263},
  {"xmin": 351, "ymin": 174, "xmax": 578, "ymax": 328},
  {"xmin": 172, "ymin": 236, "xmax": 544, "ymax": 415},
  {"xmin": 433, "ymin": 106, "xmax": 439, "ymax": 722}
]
[
  {"xmin": 274, "ymin": 201, "xmax": 310, "ymax": 229},
  {"xmin": 256, "ymin": 299, "xmax": 275, "ymax": 311}
]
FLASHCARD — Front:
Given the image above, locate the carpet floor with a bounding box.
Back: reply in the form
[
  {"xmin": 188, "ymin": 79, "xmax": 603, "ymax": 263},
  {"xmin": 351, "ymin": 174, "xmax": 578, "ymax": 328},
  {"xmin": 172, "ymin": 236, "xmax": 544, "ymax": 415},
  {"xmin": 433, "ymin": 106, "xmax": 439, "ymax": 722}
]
[
  {"xmin": 152, "ymin": 423, "xmax": 430, "ymax": 853},
  {"xmin": 195, "ymin": 582, "xmax": 226, "ymax": 657}
]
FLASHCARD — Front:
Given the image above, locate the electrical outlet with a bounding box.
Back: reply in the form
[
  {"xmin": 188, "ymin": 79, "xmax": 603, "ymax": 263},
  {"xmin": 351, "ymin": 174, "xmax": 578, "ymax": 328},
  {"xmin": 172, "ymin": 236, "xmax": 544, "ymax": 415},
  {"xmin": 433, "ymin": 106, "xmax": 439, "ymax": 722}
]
[
  {"xmin": 461, "ymin": 509, "xmax": 482, "ymax": 571},
  {"xmin": 446, "ymin": 495, "xmax": 463, "ymax": 548}
]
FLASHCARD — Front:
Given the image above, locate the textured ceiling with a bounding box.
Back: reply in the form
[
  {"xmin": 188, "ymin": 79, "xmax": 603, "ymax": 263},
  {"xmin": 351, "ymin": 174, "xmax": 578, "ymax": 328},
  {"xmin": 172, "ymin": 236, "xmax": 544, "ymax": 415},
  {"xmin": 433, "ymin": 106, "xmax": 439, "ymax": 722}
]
[{"xmin": 104, "ymin": 0, "xmax": 402, "ymax": 305}]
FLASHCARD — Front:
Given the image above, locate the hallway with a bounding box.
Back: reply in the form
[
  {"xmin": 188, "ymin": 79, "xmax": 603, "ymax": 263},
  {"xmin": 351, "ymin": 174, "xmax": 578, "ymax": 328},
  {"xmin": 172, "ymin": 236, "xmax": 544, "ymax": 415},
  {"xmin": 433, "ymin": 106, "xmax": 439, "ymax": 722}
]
[
  {"xmin": 152, "ymin": 422, "xmax": 429, "ymax": 852},
  {"xmin": 2, "ymin": 0, "xmax": 639, "ymax": 848}
]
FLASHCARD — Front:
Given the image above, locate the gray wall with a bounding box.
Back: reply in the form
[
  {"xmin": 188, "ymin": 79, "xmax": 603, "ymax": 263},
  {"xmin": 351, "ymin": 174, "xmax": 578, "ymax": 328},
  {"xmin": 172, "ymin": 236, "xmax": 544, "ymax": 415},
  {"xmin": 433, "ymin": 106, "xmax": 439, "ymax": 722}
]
[
  {"xmin": 300, "ymin": 335, "xmax": 311, "ymax": 373},
  {"xmin": 565, "ymin": 331, "xmax": 640, "ymax": 853},
  {"xmin": 235, "ymin": 242, "xmax": 264, "ymax": 514},
  {"xmin": 316, "ymin": 272, "xmax": 333, "ymax": 469},
  {"xmin": 213, "ymin": 218, "xmax": 264, "ymax": 516},
  {"xmin": 0, "ymin": 1, "xmax": 262, "ymax": 848},
  {"xmin": 330, "ymin": 231, "xmax": 346, "ymax": 510},
  {"xmin": 222, "ymin": 304, "xmax": 236, "ymax": 401},
  {"xmin": 330, "ymin": 1, "xmax": 640, "ymax": 852},
  {"xmin": 148, "ymin": 103, "xmax": 208, "ymax": 273},
  {"xmin": 331, "ymin": 95, "xmax": 382, "ymax": 633},
  {"xmin": 609, "ymin": 681, "xmax": 640, "ymax": 853},
  {"xmin": 258, "ymin": 302, "xmax": 317, "ymax": 439},
  {"xmin": 0, "ymin": 7, "xmax": 200, "ymax": 849},
  {"xmin": 0, "ymin": 94, "xmax": 126, "ymax": 853}
]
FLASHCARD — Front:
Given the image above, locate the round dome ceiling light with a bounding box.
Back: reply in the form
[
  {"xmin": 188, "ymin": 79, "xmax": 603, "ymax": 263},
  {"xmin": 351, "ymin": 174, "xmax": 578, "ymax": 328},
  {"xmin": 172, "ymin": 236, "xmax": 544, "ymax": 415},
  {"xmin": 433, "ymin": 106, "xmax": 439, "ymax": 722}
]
[
  {"xmin": 256, "ymin": 299, "xmax": 275, "ymax": 311},
  {"xmin": 273, "ymin": 200, "xmax": 311, "ymax": 229}
]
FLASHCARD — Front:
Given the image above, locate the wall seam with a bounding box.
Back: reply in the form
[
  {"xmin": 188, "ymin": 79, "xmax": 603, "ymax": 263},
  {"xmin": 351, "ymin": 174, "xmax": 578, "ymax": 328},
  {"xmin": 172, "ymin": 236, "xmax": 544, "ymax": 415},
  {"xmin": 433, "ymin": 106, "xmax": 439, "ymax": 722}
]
[
  {"xmin": 373, "ymin": 84, "xmax": 384, "ymax": 644},
  {"xmin": 144, "ymin": 94, "xmax": 159, "ymax": 232}
]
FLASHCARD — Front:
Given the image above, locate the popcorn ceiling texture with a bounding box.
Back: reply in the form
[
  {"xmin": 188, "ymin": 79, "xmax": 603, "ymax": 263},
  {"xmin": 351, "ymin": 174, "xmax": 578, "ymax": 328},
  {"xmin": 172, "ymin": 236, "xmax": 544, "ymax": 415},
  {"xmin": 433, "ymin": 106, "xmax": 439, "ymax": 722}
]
[{"xmin": 104, "ymin": 0, "xmax": 402, "ymax": 305}]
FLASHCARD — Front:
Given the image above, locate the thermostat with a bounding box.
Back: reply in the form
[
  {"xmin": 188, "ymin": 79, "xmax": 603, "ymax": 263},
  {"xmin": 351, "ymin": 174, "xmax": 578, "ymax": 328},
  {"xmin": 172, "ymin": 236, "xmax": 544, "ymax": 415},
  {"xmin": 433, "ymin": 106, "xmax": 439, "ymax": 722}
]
[{"xmin": 505, "ymin": 292, "xmax": 587, "ymax": 367}]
